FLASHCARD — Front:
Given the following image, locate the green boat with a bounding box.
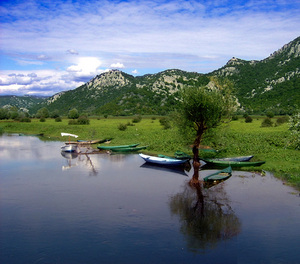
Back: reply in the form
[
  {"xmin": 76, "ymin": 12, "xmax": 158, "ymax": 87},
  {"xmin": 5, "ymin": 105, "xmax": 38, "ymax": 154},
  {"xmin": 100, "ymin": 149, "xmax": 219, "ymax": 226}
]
[
  {"xmin": 201, "ymin": 158, "xmax": 265, "ymax": 168},
  {"xmin": 97, "ymin": 143, "xmax": 139, "ymax": 150},
  {"xmin": 111, "ymin": 146, "xmax": 148, "ymax": 152},
  {"xmin": 203, "ymin": 166, "xmax": 232, "ymax": 182}
]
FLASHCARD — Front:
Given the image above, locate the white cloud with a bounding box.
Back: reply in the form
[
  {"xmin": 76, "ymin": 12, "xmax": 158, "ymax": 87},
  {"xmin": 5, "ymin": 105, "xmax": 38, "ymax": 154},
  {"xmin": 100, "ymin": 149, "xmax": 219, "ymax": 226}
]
[
  {"xmin": 0, "ymin": 0, "xmax": 299, "ymax": 95},
  {"xmin": 110, "ymin": 62, "xmax": 125, "ymax": 69},
  {"xmin": 66, "ymin": 49, "xmax": 79, "ymax": 55},
  {"xmin": 66, "ymin": 57, "xmax": 103, "ymax": 80},
  {"xmin": 132, "ymin": 69, "xmax": 138, "ymax": 74}
]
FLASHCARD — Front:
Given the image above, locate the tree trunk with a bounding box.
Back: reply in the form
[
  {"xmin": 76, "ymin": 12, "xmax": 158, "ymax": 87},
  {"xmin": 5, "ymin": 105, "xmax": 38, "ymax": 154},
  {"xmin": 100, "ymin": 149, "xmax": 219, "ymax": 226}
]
[{"xmin": 190, "ymin": 132, "xmax": 203, "ymax": 184}]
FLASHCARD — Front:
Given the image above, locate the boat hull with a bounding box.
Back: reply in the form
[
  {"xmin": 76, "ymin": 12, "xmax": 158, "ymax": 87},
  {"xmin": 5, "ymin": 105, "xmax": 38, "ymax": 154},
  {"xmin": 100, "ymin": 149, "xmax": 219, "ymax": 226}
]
[
  {"xmin": 201, "ymin": 158, "xmax": 265, "ymax": 167},
  {"xmin": 203, "ymin": 166, "xmax": 232, "ymax": 182},
  {"xmin": 97, "ymin": 143, "xmax": 139, "ymax": 150},
  {"xmin": 208, "ymin": 155, "xmax": 254, "ymax": 162},
  {"xmin": 111, "ymin": 146, "xmax": 148, "ymax": 152},
  {"xmin": 61, "ymin": 144, "xmax": 79, "ymax": 153},
  {"xmin": 139, "ymin": 153, "xmax": 189, "ymax": 166}
]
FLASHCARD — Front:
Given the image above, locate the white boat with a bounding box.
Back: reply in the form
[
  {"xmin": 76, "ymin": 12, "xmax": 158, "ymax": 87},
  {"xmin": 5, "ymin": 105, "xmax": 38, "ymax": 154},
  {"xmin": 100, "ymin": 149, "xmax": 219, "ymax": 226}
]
[
  {"xmin": 139, "ymin": 153, "xmax": 189, "ymax": 166},
  {"xmin": 61, "ymin": 133, "xmax": 80, "ymax": 153}
]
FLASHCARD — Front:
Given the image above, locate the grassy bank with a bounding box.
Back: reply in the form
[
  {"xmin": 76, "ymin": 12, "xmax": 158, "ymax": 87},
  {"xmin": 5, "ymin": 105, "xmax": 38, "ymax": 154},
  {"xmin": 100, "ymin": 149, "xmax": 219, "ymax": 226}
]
[{"xmin": 1, "ymin": 117, "xmax": 299, "ymax": 189}]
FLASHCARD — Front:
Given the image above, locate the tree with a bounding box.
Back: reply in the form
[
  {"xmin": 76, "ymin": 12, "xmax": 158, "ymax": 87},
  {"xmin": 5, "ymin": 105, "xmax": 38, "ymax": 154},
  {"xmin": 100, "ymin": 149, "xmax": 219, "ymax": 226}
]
[
  {"xmin": 36, "ymin": 107, "xmax": 49, "ymax": 118},
  {"xmin": 178, "ymin": 78, "xmax": 235, "ymax": 182},
  {"xmin": 289, "ymin": 111, "xmax": 300, "ymax": 149},
  {"xmin": 68, "ymin": 108, "xmax": 79, "ymax": 119}
]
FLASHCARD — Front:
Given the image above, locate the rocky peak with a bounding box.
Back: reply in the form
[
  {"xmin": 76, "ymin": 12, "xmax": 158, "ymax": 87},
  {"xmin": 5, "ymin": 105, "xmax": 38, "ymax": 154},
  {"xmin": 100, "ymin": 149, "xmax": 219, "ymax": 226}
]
[
  {"xmin": 86, "ymin": 70, "xmax": 132, "ymax": 89},
  {"xmin": 268, "ymin": 36, "xmax": 300, "ymax": 59}
]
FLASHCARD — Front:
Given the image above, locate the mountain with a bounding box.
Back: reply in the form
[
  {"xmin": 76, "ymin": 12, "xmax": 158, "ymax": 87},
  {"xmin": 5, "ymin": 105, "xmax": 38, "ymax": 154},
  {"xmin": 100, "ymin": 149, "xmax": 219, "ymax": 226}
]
[
  {"xmin": 36, "ymin": 69, "xmax": 210, "ymax": 116},
  {"xmin": 1, "ymin": 36, "xmax": 299, "ymax": 116},
  {"xmin": 210, "ymin": 36, "xmax": 300, "ymax": 114},
  {"xmin": 0, "ymin": 95, "xmax": 46, "ymax": 111}
]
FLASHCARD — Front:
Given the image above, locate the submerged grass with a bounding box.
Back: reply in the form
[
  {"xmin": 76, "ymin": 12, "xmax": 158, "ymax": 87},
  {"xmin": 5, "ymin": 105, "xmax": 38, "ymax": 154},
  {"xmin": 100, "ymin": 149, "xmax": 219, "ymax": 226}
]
[{"xmin": 1, "ymin": 117, "xmax": 299, "ymax": 189}]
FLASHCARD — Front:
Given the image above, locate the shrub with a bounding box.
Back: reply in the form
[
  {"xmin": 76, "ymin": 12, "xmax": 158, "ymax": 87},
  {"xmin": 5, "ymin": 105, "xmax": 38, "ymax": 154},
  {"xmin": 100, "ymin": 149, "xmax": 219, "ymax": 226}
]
[
  {"xmin": 245, "ymin": 116, "xmax": 253, "ymax": 123},
  {"xmin": 55, "ymin": 117, "xmax": 62, "ymax": 122},
  {"xmin": 68, "ymin": 119, "xmax": 78, "ymax": 125},
  {"xmin": 77, "ymin": 115, "xmax": 90, "ymax": 125},
  {"xmin": 261, "ymin": 117, "xmax": 273, "ymax": 127},
  {"xmin": 40, "ymin": 117, "xmax": 46, "ymax": 122},
  {"xmin": 266, "ymin": 111, "xmax": 275, "ymax": 118},
  {"xmin": 232, "ymin": 115, "xmax": 239, "ymax": 121},
  {"xmin": 289, "ymin": 112, "xmax": 300, "ymax": 150},
  {"xmin": 19, "ymin": 117, "xmax": 31, "ymax": 122},
  {"xmin": 159, "ymin": 117, "xmax": 171, "ymax": 129},
  {"xmin": 68, "ymin": 108, "xmax": 79, "ymax": 119},
  {"xmin": 132, "ymin": 115, "xmax": 142, "ymax": 123},
  {"xmin": 276, "ymin": 116, "xmax": 289, "ymax": 125},
  {"xmin": 118, "ymin": 123, "xmax": 127, "ymax": 131}
]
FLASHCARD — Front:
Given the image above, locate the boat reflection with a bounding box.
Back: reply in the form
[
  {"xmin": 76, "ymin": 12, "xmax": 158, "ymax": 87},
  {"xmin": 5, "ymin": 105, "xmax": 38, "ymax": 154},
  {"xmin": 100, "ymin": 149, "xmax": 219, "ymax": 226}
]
[
  {"xmin": 61, "ymin": 151, "xmax": 98, "ymax": 176},
  {"xmin": 169, "ymin": 180, "xmax": 241, "ymax": 252},
  {"xmin": 140, "ymin": 162, "xmax": 189, "ymax": 176}
]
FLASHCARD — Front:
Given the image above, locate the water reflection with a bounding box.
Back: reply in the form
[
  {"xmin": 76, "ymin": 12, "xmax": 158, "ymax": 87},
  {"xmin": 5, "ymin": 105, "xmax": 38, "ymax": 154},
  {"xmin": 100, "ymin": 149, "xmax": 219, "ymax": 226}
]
[
  {"xmin": 170, "ymin": 180, "xmax": 241, "ymax": 253},
  {"xmin": 140, "ymin": 162, "xmax": 189, "ymax": 176},
  {"xmin": 1, "ymin": 134, "xmax": 299, "ymax": 264}
]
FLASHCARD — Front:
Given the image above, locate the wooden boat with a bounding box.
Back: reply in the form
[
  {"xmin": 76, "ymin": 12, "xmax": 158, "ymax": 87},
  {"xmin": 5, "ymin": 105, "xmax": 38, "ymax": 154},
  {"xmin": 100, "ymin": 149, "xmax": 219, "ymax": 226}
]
[
  {"xmin": 208, "ymin": 155, "xmax": 253, "ymax": 162},
  {"xmin": 158, "ymin": 151, "xmax": 191, "ymax": 160},
  {"xmin": 77, "ymin": 138, "xmax": 113, "ymax": 144},
  {"xmin": 66, "ymin": 138, "xmax": 113, "ymax": 145},
  {"xmin": 203, "ymin": 166, "xmax": 232, "ymax": 182},
  {"xmin": 174, "ymin": 151, "xmax": 192, "ymax": 160},
  {"xmin": 139, "ymin": 153, "xmax": 189, "ymax": 166},
  {"xmin": 201, "ymin": 158, "xmax": 265, "ymax": 168},
  {"xmin": 61, "ymin": 133, "xmax": 80, "ymax": 153},
  {"xmin": 111, "ymin": 146, "xmax": 148, "ymax": 152},
  {"xmin": 97, "ymin": 143, "xmax": 139, "ymax": 150}
]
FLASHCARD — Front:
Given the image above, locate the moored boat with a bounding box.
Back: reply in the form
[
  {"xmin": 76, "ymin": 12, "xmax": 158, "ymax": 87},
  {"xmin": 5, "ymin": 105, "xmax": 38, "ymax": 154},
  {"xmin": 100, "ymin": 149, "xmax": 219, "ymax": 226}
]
[
  {"xmin": 61, "ymin": 132, "xmax": 80, "ymax": 153},
  {"xmin": 111, "ymin": 146, "xmax": 148, "ymax": 152},
  {"xmin": 201, "ymin": 158, "xmax": 265, "ymax": 167},
  {"xmin": 203, "ymin": 166, "xmax": 232, "ymax": 182},
  {"xmin": 208, "ymin": 155, "xmax": 253, "ymax": 162},
  {"xmin": 97, "ymin": 143, "xmax": 139, "ymax": 150},
  {"xmin": 139, "ymin": 153, "xmax": 189, "ymax": 166}
]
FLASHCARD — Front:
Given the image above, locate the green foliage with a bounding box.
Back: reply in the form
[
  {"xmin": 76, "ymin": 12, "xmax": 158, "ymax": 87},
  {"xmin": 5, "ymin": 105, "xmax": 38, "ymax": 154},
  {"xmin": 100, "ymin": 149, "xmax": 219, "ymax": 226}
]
[
  {"xmin": 77, "ymin": 115, "xmax": 90, "ymax": 125},
  {"xmin": 50, "ymin": 109, "xmax": 60, "ymax": 118},
  {"xmin": 266, "ymin": 111, "xmax": 274, "ymax": 118},
  {"xmin": 159, "ymin": 117, "xmax": 171, "ymax": 129},
  {"xmin": 68, "ymin": 108, "xmax": 79, "ymax": 119},
  {"xmin": 288, "ymin": 112, "xmax": 300, "ymax": 149},
  {"xmin": 178, "ymin": 77, "xmax": 235, "ymax": 143},
  {"xmin": 232, "ymin": 115, "xmax": 239, "ymax": 121},
  {"xmin": 245, "ymin": 116, "xmax": 253, "ymax": 123},
  {"xmin": 132, "ymin": 115, "xmax": 142, "ymax": 123},
  {"xmin": 0, "ymin": 108, "xmax": 10, "ymax": 119},
  {"xmin": 68, "ymin": 119, "xmax": 77, "ymax": 125},
  {"xmin": 40, "ymin": 117, "xmax": 46, "ymax": 122},
  {"xmin": 36, "ymin": 107, "xmax": 49, "ymax": 118},
  {"xmin": 68, "ymin": 115, "xmax": 90, "ymax": 125},
  {"xmin": 118, "ymin": 123, "xmax": 127, "ymax": 131},
  {"xmin": 19, "ymin": 117, "xmax": 31, "ymax": 122},
  {"xmin": 261, "ymin": 117, "xmax": 273, "ymax": 127},
  {"xmin": 55, "ymin": 116, "xmax": 62, "ymax": 122},
  {"xmin": 276, "ymin": 116, "xmax": 289, "ymax": 126}
]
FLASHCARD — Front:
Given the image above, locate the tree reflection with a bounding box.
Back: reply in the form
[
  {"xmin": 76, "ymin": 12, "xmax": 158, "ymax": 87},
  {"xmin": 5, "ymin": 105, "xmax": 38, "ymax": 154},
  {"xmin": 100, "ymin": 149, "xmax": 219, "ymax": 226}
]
[{"xmin": 169, "ymin": 181, "xmax": 241, "ymax": 252}]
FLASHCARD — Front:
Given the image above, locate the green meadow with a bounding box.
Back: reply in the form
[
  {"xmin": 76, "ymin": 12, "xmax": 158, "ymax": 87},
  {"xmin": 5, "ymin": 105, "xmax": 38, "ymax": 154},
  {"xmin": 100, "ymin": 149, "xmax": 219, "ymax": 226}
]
[{"xmin": 0, "ymin": 116, "xmax": 299, "ymax": 189}]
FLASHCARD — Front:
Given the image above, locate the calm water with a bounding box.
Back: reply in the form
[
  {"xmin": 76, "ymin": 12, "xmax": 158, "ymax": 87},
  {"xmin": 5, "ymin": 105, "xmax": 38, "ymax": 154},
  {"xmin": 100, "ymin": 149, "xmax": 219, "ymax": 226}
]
[{"xmin": 0, "ymin": 134, "xmax": 299, "ymax": 264}]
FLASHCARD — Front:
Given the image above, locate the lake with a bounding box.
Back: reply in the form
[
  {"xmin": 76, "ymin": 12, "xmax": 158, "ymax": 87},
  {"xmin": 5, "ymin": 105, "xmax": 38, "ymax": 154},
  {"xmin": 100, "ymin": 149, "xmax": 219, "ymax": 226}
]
[{"xmin": 0, "ymin": 134, "xmax": 299, "ymax": 264}]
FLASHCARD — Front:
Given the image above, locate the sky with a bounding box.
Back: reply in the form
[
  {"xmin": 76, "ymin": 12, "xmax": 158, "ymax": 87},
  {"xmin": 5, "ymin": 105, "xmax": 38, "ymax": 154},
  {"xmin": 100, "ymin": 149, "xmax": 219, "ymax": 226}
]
[{"xmin": 0, "ymin": 0, "xmax": 299, "ymax": 96}]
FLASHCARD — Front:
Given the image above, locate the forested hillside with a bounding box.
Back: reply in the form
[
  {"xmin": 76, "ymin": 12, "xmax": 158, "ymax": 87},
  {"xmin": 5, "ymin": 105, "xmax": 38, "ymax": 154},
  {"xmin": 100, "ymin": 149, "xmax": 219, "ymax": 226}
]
[{"xmin": 1, "ymin": 36, "xmax": 299, "ymax": 116}]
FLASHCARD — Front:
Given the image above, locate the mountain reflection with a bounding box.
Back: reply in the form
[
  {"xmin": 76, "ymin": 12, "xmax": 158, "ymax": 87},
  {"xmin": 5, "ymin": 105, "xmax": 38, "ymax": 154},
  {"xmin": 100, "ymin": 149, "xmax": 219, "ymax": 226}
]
[{"xmin": 169, "ymin": 181, "xmax": 241, "ymax": 252}]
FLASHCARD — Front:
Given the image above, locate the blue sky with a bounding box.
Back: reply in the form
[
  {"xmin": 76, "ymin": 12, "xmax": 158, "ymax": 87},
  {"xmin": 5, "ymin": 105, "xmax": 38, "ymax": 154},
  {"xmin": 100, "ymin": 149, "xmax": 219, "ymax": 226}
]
[{"xmin": 0, "ymin": 0, "xmax": 299, "ymax": 96}]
